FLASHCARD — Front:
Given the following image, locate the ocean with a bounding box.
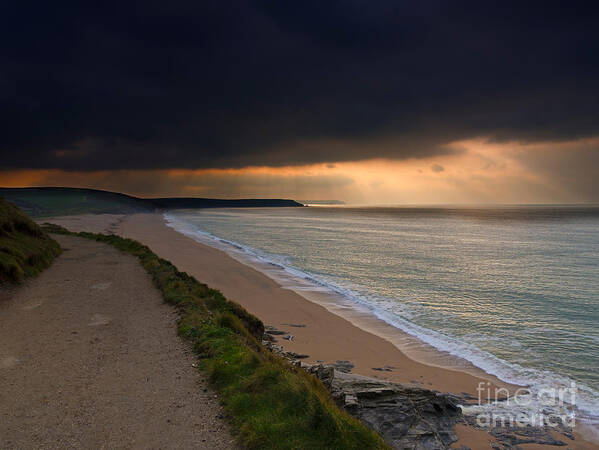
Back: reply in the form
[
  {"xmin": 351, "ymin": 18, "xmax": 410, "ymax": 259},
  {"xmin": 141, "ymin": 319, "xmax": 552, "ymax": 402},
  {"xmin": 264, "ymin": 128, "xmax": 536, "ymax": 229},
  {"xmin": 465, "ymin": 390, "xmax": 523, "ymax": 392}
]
[{"xmin": 164, "ymin": 206, "xmax": 599, "ymax": 425}]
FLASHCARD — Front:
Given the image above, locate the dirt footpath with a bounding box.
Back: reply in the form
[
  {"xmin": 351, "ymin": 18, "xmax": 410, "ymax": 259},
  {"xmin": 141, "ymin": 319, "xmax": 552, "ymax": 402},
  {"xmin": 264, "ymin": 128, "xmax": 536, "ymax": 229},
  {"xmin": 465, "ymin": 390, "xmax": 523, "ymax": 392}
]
[{"xmin": 0, "ymin": 235, "xmax": 235, "ymax": 449}]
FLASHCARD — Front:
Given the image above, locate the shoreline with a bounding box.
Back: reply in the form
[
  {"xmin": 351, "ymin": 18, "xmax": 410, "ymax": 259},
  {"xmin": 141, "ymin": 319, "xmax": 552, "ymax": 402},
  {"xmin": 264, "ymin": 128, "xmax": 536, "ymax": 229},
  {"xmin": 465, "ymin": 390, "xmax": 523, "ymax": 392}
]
[
  {"xmin": 44, "ymin": 212, "xmax": 597, "ymax": 448},
  {"xmin": 162, "ymin": 211, "xmax": 522, "ymax": 389}
]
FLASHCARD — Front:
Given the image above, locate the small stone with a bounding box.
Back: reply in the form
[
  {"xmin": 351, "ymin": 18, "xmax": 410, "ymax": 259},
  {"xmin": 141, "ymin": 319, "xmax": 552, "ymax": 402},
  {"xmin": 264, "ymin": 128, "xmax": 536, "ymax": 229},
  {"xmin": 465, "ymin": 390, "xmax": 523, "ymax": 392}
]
[
  {"xmin": 333, "ymin": 360, "xmax": 354, "ymax": 373},
  {"xmin": 265, "ymin": 329, "xmax": 287, "ymax": 336}
]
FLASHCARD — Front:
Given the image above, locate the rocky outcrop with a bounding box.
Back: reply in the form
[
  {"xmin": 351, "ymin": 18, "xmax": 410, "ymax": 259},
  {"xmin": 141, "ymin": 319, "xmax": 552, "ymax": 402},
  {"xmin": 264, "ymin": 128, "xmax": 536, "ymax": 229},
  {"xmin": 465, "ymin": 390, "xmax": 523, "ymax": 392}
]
[
  {"xmin": 262, "ymin": 327, "xmax": 574, "ymax": 449},
  {"xmin": 303, "ymin": 363, "xmax": 462, "ymax": 450},
  {"xmin": 262, "ymin": 327, "xmax": 461, "ymax": 449},
  {"xmin": 462, "ymin": 415, "xmax": 571, "ymax": 448}
]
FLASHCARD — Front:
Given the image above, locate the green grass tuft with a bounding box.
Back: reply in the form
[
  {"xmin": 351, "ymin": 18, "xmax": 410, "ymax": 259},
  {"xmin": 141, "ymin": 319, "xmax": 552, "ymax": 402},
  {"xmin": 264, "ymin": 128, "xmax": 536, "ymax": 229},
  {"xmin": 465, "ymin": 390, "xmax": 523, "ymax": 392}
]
[
  {"xmin": 42, "ymin": 223, "xmax": 389, "ymax": 449},
  {"xmin": 0, "ymin": 198, "xmax": 61, "ymax": 283}
]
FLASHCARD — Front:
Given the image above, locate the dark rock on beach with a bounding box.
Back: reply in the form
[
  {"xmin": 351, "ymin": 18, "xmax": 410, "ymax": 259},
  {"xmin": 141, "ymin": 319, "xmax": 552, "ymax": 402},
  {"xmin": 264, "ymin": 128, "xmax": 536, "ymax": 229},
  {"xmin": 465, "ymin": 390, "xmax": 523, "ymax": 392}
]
[
  {"xmin": 463, "ymin": 415, "xmax": 571, "ymax": 448},
  {"xmin": 464, "ymin": 416, "xmax": 574, "ymax": 450},
  {"xmin": 490, "ymin": 426, "xmax": 567, "ymax": 446},
  {"xmin": 332, "ymin": 360, "xmax": 354, "ymax": 373},
  {"xmin": 261, "ymin": 334, "xmax": 309, "ymax": 362},
  {"xmin": 262, "ymin": 333, "xmax": 277, "ymax": 342},
  {"xmin": 285, "ymin": 352, "xmax": 309, "ymax": 359},
  {"xmin": 372, "ymin": 366, "xmax": 394, "ymax": 372},
  {"xmin": 265, "ymin": 329, "xmax": 288, "ymax": 336},
  {"xmin": 303, "ymin": 363, "xmax": 462, "ymax": 449}
]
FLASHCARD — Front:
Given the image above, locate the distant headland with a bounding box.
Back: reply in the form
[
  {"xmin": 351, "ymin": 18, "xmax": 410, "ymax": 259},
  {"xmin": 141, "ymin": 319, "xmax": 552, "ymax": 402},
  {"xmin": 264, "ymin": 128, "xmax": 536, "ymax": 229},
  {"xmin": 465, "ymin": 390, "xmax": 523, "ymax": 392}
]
[
  {"xmin": 0, "ymin": 187, "xmax": 303, "ymax": 217},
  {"xmin": 298, "ymin": 200, "xmax": 345, "ymax": 205}
]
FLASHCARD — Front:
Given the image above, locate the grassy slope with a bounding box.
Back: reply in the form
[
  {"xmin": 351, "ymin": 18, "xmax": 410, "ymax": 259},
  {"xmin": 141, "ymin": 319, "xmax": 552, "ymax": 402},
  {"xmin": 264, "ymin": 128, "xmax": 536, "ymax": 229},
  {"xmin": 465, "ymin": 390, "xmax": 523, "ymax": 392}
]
[
  {"xmin": 42, "ymin": 223, "xmax": 388, "ymax": 450},
  {"xmin": 0, "ymin": 187, "xmax": 152, "ymax": 217},
  {"xmin": 0, "ymin": 198, "xmax": 61, "ymax": 283}
]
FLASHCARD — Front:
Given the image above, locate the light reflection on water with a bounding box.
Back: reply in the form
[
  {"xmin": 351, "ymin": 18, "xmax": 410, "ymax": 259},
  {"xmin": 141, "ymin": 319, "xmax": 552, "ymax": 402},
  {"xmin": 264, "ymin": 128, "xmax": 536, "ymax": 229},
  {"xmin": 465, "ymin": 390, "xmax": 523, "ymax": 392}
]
[{"xmin": 167, "ymin": 206, "xmax": 599, "ymax": 417}]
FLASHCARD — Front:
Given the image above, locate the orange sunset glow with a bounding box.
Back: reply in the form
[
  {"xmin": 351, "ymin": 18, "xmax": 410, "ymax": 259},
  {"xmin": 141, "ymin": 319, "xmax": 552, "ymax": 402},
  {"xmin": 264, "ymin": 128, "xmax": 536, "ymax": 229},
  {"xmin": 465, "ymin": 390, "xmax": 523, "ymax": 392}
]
[{"xmin": 2, "ymin": 137, "xmax": 597, "ymax": 204}]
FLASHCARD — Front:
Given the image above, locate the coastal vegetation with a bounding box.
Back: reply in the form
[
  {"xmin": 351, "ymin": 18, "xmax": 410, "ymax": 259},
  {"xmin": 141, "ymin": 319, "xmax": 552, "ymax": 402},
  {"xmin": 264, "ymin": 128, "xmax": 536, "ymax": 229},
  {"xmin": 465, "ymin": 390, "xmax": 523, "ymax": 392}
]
[
  {"xmin": 41, "ymin": 222, "xmax": 388, "ymax": 449},
  {"xmin": 0, "ymin": 198, "xmax": 61, "ymax": 283}
]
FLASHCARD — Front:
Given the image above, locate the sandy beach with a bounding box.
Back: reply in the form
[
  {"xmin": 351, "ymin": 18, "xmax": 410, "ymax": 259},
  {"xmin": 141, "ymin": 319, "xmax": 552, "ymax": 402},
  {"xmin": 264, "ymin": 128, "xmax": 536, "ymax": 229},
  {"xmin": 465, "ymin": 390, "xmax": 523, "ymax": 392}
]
[{"xmin": 44, "ymin": 212, "xmax": 597, "ymax": 449}]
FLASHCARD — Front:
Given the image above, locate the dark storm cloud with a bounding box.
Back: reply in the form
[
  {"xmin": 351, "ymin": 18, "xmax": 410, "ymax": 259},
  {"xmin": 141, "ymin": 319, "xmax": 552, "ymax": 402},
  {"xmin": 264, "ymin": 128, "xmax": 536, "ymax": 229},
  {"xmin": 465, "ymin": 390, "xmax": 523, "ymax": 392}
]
[{"xmin": 1, "ymin": 0, "xmax": 599, "ymax": 170}]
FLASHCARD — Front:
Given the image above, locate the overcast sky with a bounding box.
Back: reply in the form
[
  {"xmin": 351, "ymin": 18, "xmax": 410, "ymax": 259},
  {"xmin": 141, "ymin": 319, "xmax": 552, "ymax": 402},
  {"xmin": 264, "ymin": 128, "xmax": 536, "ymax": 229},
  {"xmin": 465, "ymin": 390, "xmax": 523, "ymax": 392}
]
[{"xmin": 2, "ymin": 1, "xmax": 598, "ymax": 203}]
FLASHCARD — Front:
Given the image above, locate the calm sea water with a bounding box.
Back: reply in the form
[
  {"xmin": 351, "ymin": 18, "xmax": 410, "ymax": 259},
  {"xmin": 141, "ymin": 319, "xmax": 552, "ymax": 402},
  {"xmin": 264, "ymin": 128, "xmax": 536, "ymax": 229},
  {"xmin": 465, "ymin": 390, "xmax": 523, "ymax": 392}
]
[{"xmin": 165, "ymin": 206, "xmax": 599, "ymax": 418}]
